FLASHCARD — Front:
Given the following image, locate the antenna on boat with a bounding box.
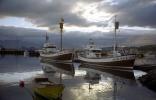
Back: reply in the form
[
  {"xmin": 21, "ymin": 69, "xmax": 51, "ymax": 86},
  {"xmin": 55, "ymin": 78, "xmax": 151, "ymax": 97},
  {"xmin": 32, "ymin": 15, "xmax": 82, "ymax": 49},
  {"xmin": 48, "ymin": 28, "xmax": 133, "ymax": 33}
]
[
  {"xmin": 59, "ymin": 18, "xmax": 64, "ymax": 51},
  {"xmin": 113, "ymin": 15, "xmax": 119, "ymax": 57}
]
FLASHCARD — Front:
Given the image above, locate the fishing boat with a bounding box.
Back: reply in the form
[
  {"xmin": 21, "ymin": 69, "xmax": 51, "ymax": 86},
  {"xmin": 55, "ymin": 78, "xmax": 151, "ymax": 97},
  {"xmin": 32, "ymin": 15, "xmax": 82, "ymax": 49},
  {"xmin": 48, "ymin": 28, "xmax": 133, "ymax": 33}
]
[
  {"xmin": 39, "ymin": 42, "xmax": 73, "ymax": 62},
  {"xmin": 39, "ymin": 18, "xmax": 73, "ymax": 63},
  {"xmin": 33, "ymin": 78, "xmax": 64, "ymax": 100},
  {"xmin": 78, "ymin": 16, "xmax": 135, "ymax": 69}
]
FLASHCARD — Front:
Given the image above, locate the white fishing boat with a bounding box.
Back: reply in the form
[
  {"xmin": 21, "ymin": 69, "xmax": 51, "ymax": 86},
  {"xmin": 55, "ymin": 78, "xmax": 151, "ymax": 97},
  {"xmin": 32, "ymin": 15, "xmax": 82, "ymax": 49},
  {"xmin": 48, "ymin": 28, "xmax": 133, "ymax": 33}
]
[
  {"xmin": 40, "ymin": 42, "xmax": 73, "ymax": 62},
  {"xmin": 39, "ymin": 18, "xmax": 73, "ymax": 62},
  {"xmin": 78, "ymin": 16, "xmax": 135, "ymax": 69}
]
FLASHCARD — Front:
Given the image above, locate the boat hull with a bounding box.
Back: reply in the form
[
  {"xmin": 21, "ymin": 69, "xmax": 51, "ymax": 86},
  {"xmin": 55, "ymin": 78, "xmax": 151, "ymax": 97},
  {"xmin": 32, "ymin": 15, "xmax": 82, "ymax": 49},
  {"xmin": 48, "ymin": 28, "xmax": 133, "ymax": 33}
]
[
  {"xmin": 78, "ymin": 55, "xmax": 135, "ymax": 69},
  {"xmin": 40, "ymin": 51, "xmax": 73, "ymax": 63},
  {"xmin": 32, "ymin": 77, "xmax": 64, "ymax": 100}
]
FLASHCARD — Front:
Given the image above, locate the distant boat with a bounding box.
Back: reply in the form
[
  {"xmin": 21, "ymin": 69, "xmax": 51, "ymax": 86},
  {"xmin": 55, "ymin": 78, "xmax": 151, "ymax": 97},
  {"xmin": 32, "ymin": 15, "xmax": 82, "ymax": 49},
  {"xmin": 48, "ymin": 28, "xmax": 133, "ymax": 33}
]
[
  {"xmin": 39, "ymin": 18, "xmax": 73, "ymax": 63},
  {"xmin": 78, "ymin": 16, "xmax": 135, "ymax": 69},
  {"xmin": 24, "ymin": 50, "xmax": 29, "ymax": 57}
]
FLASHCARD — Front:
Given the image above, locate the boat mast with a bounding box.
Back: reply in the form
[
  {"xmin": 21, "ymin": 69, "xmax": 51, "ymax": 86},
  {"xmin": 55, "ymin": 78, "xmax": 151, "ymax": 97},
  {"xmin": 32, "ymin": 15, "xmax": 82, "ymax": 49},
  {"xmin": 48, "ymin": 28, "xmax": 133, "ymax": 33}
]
[
  {"xmin": 113, "ymin": 15, "xmax": 119, "ymax": 57},
  {"xmin": 59, "ymin": 18, "xmax": 64, "ymax": 51}
]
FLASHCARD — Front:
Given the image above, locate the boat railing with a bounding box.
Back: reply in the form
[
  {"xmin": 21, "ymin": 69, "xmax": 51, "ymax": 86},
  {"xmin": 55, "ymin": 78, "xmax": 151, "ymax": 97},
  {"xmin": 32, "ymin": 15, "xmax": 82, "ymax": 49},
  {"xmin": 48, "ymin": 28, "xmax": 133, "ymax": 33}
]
[
  {"xmin": 79, "ymin": 54, "xmax": 135, "ymax": 60},
  {"xmin": 56, "ymin": 50, "xmax": 73, "ymax": 55}
]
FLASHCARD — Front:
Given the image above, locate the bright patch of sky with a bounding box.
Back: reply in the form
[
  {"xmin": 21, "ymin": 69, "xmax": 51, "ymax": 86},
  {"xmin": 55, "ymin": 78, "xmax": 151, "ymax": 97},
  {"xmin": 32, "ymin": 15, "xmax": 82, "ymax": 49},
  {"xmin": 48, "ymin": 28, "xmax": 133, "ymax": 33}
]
[
  {"xmin": 0, "ymin": 17, "xmax": 48, "ymax": 30},
  {"xmin": 72, "ymin": 2, "xmax": 113, "ymax": 23},
  {"xmin": 65, "ymin": 25, "xmax": 111, "ymax": 33},
  {"xmin": 101, "ymin": 0, "xmax": 118, "ymax": 5},
  {"xmin": 121, "ymin": 26, "xmax": 156, "ymax": 31},
  {"xmin": 46, "ymin": 0, "xmax": 53, "ymax": 3}
]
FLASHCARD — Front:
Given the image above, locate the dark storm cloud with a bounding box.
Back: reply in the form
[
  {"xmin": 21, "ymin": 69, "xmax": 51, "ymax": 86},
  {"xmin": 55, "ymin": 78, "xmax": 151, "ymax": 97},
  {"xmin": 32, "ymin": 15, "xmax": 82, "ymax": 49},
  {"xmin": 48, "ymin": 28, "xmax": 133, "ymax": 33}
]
[
  {"xmin": 98, "ymin": 0, "xmax": 156, "ymax": 28},
  {"xmin": 0, "ymin": 0, "xmax": 89, "ymax": 29},
  {"xmin": 118, "ymin": 4, "xmax": 156, "ymax": 27},
  {"xmin": 0, "ymin": 0, "xmax": 156, "ymax": 28}
]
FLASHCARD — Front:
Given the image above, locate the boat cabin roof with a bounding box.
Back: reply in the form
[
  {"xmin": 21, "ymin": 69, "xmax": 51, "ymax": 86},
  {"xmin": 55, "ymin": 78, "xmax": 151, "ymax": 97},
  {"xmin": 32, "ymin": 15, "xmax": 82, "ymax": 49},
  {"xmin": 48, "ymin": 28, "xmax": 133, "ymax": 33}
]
[
  {"xmin": 85, "ymin": 44, "xmax": 102, "ymax": 51},
  {"xmin": 43, "ymin": 43, "xmax": 56, "ymax": 48}
]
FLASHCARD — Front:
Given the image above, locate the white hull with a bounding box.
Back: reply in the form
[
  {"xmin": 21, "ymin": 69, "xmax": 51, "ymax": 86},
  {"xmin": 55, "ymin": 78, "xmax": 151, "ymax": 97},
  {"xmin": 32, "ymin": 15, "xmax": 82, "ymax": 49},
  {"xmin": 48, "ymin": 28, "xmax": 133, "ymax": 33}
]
[
  {"xmin": 78, "ymin": 55, "xmax": 135, "ymax": 67},
  {"xmin": 40, "ymin": 50, "xmax": 73, "ymax": 63}
]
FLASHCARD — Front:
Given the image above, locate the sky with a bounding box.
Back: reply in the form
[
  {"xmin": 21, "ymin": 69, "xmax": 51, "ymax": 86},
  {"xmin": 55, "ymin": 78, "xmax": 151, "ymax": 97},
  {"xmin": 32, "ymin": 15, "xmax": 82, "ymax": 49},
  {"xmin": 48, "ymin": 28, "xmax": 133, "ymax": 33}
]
[{"xmin": 0, "ymin": 0, "xmax": 156, "ymax": 48}]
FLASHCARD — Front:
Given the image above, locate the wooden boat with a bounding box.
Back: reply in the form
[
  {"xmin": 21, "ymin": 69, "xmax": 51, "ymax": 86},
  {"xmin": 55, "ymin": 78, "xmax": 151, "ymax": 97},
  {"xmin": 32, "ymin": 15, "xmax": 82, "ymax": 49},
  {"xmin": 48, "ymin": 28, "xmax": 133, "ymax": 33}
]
[{"xmin": 33, "ymin": 78, "xmax": 64, "ymax": 100}]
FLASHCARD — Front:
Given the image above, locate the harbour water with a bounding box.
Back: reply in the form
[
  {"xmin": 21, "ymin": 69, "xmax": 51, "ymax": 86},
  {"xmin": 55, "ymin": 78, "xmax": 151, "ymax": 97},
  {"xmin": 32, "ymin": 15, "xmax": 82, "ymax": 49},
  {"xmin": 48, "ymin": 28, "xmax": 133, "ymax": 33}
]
[{"xmin": 0, "ymin": 55, "xmax": 156, "ymax": 100}]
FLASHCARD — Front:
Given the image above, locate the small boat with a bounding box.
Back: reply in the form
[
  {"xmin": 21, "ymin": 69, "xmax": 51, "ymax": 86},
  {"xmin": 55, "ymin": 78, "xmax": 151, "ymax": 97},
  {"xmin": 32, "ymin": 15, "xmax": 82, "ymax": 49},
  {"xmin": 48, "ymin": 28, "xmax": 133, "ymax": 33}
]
[
  {"xmin": 24, "ymin": 50, "xmax": 29, "ymax": 57},
  {"xmin": 33, "ymin": 78, "xmax": 64, "ymax": 100},
  {"xmin": 39, "ymin": 18, "xmax": 73, "ymax": 63},
  {"xmin": 78, "ymin": 16, "xmax": 135, "ymax": 69}
]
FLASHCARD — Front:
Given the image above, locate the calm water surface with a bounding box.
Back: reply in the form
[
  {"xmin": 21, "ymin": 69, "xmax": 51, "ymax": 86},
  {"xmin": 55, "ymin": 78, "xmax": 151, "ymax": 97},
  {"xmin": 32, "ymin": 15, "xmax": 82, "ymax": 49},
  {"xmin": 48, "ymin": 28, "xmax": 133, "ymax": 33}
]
[{"xmin": 0, "ymin": 55, "xmax": 156, "ymax": 100}]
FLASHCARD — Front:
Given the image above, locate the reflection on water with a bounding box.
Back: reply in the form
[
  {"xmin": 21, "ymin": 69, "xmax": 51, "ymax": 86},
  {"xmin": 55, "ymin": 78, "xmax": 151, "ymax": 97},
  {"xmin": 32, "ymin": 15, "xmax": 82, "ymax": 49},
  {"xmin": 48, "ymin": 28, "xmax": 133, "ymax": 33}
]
[
  {"xmin": 40, "ymin": 60, "xmax": 154, "ymax": 100},
  {"xmin": 133, "ymin": 70, "xmax": 147, "ymax": 79},
  {"xmin": 0, "ymin": 55, "xmax": 41, "ymax": 73},
  {"xmin": 0, "ymin": 56, "xmax": 156, "ymax": 100},
  {"xmin": 41, "ymin": 61, "xmax": 75, "ymax": 77},
  {"xmin": 41, "ymin": 62, "xmax": 114, "ymax": 100},
  {"xmin": 0, "ymin": 71, "xmax": 43, "ymax": 85}
]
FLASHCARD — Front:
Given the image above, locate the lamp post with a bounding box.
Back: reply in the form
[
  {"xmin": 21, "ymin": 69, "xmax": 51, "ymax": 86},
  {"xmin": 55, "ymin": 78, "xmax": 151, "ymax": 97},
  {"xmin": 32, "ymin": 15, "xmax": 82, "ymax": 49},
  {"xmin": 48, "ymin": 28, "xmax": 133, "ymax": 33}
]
[{"xmin": 59, "ymin": 18, "xmax": 64, "ymax": 51}]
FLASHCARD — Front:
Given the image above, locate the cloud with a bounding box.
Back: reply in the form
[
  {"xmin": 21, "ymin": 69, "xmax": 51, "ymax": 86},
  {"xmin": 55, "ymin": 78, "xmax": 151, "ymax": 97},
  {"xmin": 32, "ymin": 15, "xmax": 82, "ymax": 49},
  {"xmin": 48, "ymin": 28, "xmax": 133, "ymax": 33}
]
[
  {"xmin": 0, "ymin": 0, "xmax": 90, "ymax": 30},
  {"xmin": 98, "ymin": 0, "xmax": 156, "ymax": 28},
  {"xmin": 0, "ymin": 0, "xmax": 156, "ymax": 48},
  {"xmin": 1, "ymin": 0, "xmax": 156, "ymax": 30}
]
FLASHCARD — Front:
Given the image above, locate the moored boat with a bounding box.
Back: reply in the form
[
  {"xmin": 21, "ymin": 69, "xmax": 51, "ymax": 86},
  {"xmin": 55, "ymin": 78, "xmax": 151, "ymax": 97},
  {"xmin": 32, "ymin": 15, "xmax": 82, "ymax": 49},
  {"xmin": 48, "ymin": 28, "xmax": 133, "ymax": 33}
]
[
  {"xmin": 40, "ymin": 42, "xmax": 73, "ymax": 62},
  {"xmin": 33, "ymin": 78, "xmax": 64, "ymax": 100},
  {"xmin": 78, "ymin": 16, "xmax": 135, "ymax": 69},
  {"xmin": 39, "ymin": 18, "xmax": 73, "ymax": 63},
  {"xmin": 78, "ymin": 40, "xmax": 135, "ymax": 68}
]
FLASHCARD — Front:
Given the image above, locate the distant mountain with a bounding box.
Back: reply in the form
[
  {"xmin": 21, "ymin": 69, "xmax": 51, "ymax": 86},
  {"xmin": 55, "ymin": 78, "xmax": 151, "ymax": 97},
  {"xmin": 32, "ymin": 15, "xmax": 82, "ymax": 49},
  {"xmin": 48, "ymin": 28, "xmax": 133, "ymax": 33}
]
[
  {"xmin": 0, "ymin": 26, "xmax": 156, "ymax": 49},
  {"xmin": 123, "ymin": 34, "xmax": 156, "ymax": 46},
  {"xmin": 0, "ymin": 40, "xmax": 43, "ymax": 49},
  {"xmin": 138, "ymin": 45, "xmax": 156, "ymax": 52}
]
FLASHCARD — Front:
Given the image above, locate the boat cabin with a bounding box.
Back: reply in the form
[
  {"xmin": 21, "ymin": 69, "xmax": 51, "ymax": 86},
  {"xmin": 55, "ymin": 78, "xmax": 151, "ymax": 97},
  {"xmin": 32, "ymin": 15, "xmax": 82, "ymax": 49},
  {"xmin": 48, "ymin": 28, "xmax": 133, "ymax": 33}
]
[
  {"xmin": 83, "ymin": 40, "xmax": 102, "ymax": 58},
  {"xmin": 42, "ymin": 43, "xmax": 57, "ymax": 53}
]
